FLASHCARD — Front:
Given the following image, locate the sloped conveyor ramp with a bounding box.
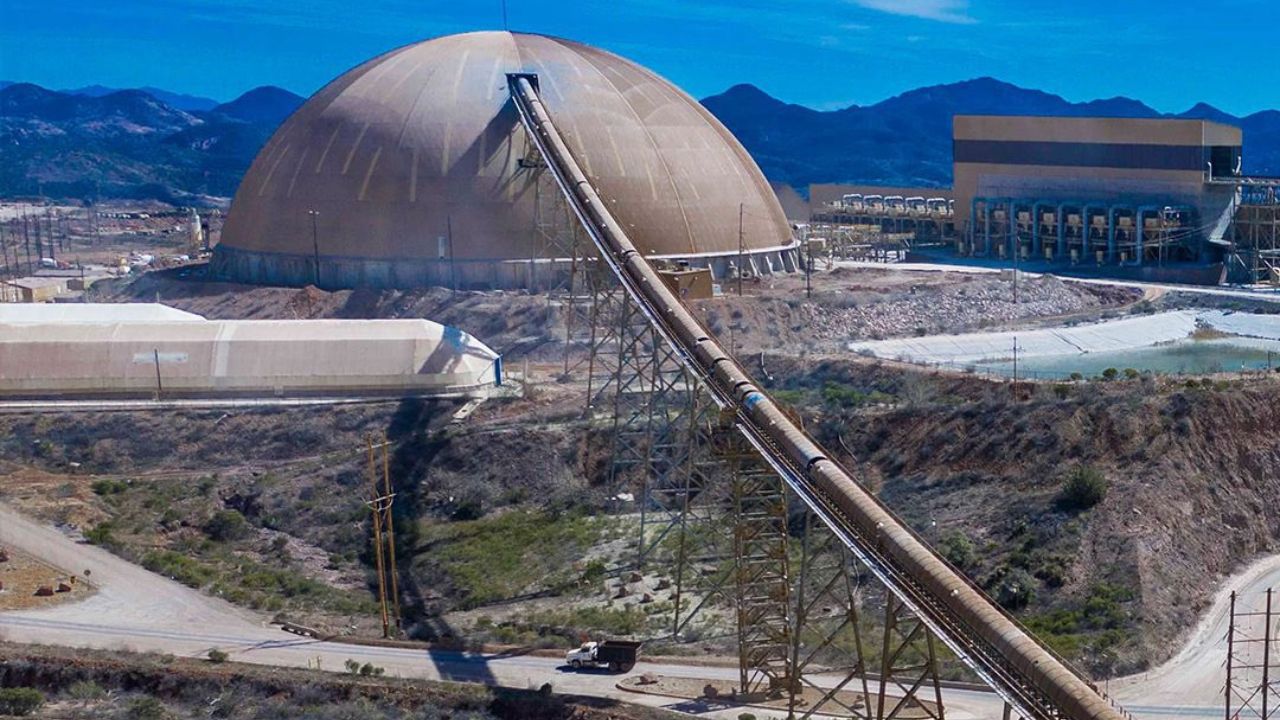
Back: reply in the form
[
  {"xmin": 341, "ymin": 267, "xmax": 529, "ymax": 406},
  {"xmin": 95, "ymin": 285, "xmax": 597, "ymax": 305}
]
[{"xmin": 507, "ymin": 72, "xmax": 1129, "ymax": 720}]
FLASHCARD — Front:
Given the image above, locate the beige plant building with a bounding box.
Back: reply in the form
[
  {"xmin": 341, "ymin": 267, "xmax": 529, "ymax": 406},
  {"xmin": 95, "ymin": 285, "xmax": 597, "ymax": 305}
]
[{"xmin": 213, "ymin": 31, "xmax": 797, "ymax": 289}]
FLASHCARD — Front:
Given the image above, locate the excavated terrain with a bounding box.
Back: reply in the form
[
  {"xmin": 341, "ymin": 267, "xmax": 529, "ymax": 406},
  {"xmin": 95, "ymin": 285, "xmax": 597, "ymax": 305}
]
[{"xmin": 5, "ymin": 263, "xmax": 1268, "ymax": 675}]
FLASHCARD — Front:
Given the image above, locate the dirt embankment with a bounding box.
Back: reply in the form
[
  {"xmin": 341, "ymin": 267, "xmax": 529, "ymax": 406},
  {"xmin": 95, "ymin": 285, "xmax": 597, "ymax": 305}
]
[
  {"xmin": 104, "ymin": 263, "xmax": 1138, "ymax": 360},
  {"xmin": 103, "ymin": 267, "xmax": 569, "ymax": 360},
  {"xmin": 0, "ymin": 642, "xmax": 679, "ymax": 720},
  {"xmin": 764, "ymin": 356, "xmax": 1280, "ymax": 674}
]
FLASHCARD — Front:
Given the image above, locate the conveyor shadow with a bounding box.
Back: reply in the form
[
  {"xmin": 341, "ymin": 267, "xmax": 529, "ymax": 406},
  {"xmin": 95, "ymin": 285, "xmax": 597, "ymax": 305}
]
[{"xmin": 383, "ymin": 397, "xmax": 500, "ymax": 688}]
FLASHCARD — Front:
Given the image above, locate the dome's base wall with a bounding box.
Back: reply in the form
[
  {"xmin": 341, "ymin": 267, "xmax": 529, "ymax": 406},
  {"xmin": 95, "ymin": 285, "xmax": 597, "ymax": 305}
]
[{"xmin": 209, "ymin": 243, "xmax": 800, "ymax": 291}]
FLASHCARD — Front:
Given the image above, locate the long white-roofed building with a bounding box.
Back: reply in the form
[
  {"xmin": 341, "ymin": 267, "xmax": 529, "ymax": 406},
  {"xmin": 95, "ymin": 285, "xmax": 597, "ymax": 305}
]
[{"xmin": 0, "ymin": 304, "xmax": 501, "ymax": 401}]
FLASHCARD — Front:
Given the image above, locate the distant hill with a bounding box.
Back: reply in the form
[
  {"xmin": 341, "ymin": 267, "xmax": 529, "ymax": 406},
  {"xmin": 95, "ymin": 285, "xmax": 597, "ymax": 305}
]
[
  {"xmin": 0, "ymin": 83, "xmax": 303, "ymax": 202},
  {"xmin": 61, "ymin": 83, "xmax": 221, "ymax": 112},
  {"xmin": 700, "ymin": 77, "xmax": 1280, "ymax": 191},
  {"xmin": 1, "ymin": 75, "xmax": 1276, "ymax": 203},
  {"xmin": 209, "ymin": 86, "xmax": 304, "ymax": 126}
]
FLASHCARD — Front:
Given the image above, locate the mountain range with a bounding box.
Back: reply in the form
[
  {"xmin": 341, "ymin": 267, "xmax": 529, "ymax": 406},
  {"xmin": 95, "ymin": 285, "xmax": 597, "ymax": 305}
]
[
  {"xmin": 0, "ymin": 82, "xmax": 304, "ymax": 202},
  {"xmin": 702, "ymin": 77, "xmax": 1280, "ymax": 190},
  {"xmin": 0, "ymin": 76, "xmax": 1276, "ymax": 203}
]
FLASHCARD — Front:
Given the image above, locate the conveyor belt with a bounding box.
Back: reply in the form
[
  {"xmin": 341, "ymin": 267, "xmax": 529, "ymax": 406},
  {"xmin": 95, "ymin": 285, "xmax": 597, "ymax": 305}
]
[{"xmin": 508, "ymin": 72, "xmax": 1129, "ymax": 720}]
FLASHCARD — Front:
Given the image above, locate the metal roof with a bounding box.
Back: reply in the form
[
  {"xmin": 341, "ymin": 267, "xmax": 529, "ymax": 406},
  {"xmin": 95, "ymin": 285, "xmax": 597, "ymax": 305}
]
[
  {"xmin": 0, "ymin": 317, "xmax": 500, "ymax": 397},
  {"xmin": 0, "ymin": 303, "xmax": 205, "ymax": 323},
  {"xmin": 219, "ymin": 31, "xmax": 791, "ymax": 267}
]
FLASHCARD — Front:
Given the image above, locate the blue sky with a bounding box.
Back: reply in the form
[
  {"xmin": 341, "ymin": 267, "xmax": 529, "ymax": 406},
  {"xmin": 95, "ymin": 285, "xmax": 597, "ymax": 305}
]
[{"xmin": 2, "ymin": 0, "xmax": 1277, "ymax": 115}]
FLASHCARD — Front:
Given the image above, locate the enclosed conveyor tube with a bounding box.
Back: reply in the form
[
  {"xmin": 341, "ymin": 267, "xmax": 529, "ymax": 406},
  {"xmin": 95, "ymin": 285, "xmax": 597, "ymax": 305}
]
[{"xmin": 507, "ymin": 73, "xmax": 1127, "ymax": 720}]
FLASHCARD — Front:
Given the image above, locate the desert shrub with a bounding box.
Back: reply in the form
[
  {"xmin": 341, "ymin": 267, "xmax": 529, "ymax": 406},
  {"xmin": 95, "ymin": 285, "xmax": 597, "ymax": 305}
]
[
  {"xmin": 0, "ymin": 687, "xmax": 44, "ymax": 716},
  {"xmin": 1100, "ymin": 367, "xmax": 1119, "ymax": 381},
  {"xmin": 1059, "ymin": 466, "xmax": 1107, "ymax": 510},
  {"xmin": 204, "ymin": 510, "xmax": 249, "ymax": 542},
  {"xmin": 84, "ymin": 521, "xmax": 117, "ymax": 547},
  {"xmin": 988, "ymin": 566, "xmax": 1036, "ymax": 610},
  {"xmin": 141, "ymin": 550, "xmax": 214, "ymax": 588},
  {"xmin": 940, "ymin": 532, "xmax": 976, "ymax": 571},
  {"xmin": 1122, "ymin": 368, "xmax": 1140, "ymax": 380},
  {"xmin": 91, "ymin": 478, "xmax": 129, "ymax": 496},
  {"xmin": 123, "ymin": 696, "xmax": 169, "ymax": 720},
  {"xmin": 207, "ymin": 648, "xmax": 228, "ymax": 663},
  {"xmin": 66, "ymin": 680, "xmax": 106, "ymax": 701}
]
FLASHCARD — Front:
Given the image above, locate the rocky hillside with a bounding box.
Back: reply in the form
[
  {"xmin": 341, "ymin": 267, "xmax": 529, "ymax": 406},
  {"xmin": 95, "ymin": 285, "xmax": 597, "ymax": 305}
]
[{"xmin": 764, "ymin": 357, "xmax": 1280, "ymax": 674}]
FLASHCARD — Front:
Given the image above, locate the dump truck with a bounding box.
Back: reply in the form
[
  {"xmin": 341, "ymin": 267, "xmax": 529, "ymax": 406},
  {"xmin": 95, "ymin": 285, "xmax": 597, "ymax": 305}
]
[{"xmin": 564, "ymin": 639, "xmax": 641, "ymax": 672}]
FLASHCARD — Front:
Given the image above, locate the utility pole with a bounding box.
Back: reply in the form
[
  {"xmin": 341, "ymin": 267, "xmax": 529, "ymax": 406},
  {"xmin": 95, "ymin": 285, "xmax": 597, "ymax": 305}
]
[
  {"xmin": 805, "ymin": 248, "xmax": 813, "ymax": 299},
  {"xmin": 737, "ymin": 203, "xmax": 745, "ymax": 297},
  {"xmin": 366, "ymin": 434, "xmax": 401, "ymax": 638},
  {"xmin": 1012, "ymin": 335, "xmax": 1018, "ymax": 387},
  {"xmin": 1265, "ymin": 588, "xmax": 1273, "ymax": 720},
  {"xmin": 23, "ymin": 212, "xmax": 33, "ymax": 274},
  {"xmin": 308, "ymin": 209, "xmax": 321, "ymax": 287},
  {"xmin": 1227, "ymin": 590, "xmax": 1235, "ymax": 720},
  {"xmin": 447, "ymin": 214, "xmax": 457, "ymax": 294}
]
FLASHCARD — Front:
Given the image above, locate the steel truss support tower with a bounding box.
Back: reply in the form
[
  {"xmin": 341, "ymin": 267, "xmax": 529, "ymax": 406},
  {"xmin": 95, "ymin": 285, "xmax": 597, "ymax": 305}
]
[
  {"xmin": 878, "ymin": 594, "xmax": 946, "ymax": 719},
  {"xmin": 789, "ymin": 509, "xmax": 874, "ymax": 719},
  {"xmin": 1226, "ymin": 588, "xmax": 1279, "ymax": 720},
  {"xmin": 718, "ymin": 420, "xmax": 794, "ymax": 698},
  {"xmin": 574, "ymin": 248, "xmax": 952, "ymax": 717}
]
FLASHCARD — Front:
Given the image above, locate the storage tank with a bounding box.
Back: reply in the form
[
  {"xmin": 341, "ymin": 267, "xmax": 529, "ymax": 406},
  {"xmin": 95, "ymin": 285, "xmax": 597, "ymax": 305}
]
[{"xmin": 213, "ymin": 31, "xmax": 796, "ymax": 290}]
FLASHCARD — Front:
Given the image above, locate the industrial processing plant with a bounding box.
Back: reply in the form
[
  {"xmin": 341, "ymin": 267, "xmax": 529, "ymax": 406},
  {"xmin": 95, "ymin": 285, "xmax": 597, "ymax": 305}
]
[
  {"xmin": 812, "ymin": 114, "xmax": 1279, "ymax": 284},
  {"xmin": 212, "ymin": 31, "xmax": 798, "ymax": 290}
]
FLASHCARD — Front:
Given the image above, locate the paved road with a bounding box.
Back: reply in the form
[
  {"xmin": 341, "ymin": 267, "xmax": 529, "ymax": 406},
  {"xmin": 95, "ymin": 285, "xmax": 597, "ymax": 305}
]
[
  {"xmin": 0, "ymin": 505, "xmax": 997, "ymax": 719},
  {"xmin": 0, "ymin": 503, "xmax": 1256, "ymax": 719}
]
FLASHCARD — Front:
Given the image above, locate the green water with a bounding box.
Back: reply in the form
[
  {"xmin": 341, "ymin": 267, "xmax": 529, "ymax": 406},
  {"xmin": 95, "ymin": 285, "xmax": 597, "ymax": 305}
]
[{"xmin": 974, "ymin": 337, "xmax": 1280, "ymax": 379}]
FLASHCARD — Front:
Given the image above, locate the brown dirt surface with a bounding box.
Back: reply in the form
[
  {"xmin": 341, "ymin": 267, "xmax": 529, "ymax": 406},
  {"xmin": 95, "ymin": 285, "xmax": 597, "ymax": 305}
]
[
  {"xmin": 0, "ymin": 545, "xmax": 94, "ymax": 611},
  {"xmin": 100, "ymin": 262, "xmax": 1139, "ymax": 362},
  {"xmin": 764, "ymin": 353, "xmax": 1280, "ymax": 675}
]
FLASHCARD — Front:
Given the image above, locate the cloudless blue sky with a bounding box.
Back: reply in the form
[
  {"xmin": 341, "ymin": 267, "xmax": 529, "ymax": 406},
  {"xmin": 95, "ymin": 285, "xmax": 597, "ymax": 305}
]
[{"xmin": 2, "ymin": 0, "xmax": 1277, "ymax": 115}]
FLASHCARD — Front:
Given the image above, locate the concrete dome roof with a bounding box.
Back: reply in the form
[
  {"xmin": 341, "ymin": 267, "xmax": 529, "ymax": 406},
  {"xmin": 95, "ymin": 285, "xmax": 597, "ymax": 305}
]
[{"xmin": 217, "ymin": 31, "xmax": 792, "ymax": 283}]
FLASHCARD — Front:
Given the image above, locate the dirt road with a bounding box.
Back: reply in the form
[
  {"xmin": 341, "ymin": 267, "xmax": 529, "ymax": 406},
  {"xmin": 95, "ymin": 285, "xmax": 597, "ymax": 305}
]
[
  {"xmin": 0, "ymin": 504, "xmax": 1005, "ymax": 719},
  {"xmin": 2, "ymin": 499, "xmax": 1259, "ymax": 718}
]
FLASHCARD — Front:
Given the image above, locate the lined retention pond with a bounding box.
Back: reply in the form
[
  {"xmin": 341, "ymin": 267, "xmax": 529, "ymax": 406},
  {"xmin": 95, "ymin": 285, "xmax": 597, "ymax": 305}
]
[
  {"xmin": 848, "ymin": 310, "xmax": 1280, "ymax": 379},
  {"xmin": 975, "ymin": 336, "xmax": 1280, "ymax": 378}
]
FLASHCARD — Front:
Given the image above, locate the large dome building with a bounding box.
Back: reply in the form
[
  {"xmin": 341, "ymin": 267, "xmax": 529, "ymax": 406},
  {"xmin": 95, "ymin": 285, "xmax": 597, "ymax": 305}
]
[{"xmin": 212, "ymin": 31, "xmax": 796, "ymax": 289}]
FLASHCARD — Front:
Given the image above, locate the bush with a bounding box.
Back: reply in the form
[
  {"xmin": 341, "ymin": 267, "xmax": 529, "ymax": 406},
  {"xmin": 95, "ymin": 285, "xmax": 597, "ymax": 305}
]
[
  {"xmin": 989, "ymin": 567, "xmax": 1036, "ymax": 610},
  {"xmin": 207, "ymin": 648, "xmax": 229, "ymax": 663},
  {"xmin": 84, "ymin": 521, "xmax": 116, "ymax": 546},
  {"xmin": 1100, "ymin": 368, "xmax": 1119, "ymax": 381},
  {"xmin": 66, "ymin": 680, "xmax": 106, "ymax": 701},
  {"xmin": 0, "ymin": 688, "xmax": 44, "ymax": 716},
  {"xmin": 91, "ymin": 478, "xmax": 129, "ymax": 496},
  {"xmin": 1059, "ymin": 466, "xmax": 1107, "ymax": 510},
  {"xmin": 124, "ymin": 696, "xmax": 169, "ymax": 720},
  {"xmin": 1122, "ymin": 368, "xmax": 1140, "ymax": 380},
  {"xmin": 204, "ymin": 510, "xmax": 250, "ymax": 542},
  {"xmin": 940, "ymin": 532, "xmax": 976, "ymax": 571},
  {"xmin": 359, "ymin": 662, "xmax": 385, "ymax": 677}
]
